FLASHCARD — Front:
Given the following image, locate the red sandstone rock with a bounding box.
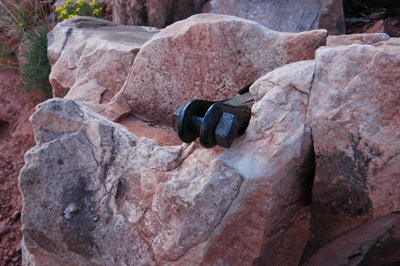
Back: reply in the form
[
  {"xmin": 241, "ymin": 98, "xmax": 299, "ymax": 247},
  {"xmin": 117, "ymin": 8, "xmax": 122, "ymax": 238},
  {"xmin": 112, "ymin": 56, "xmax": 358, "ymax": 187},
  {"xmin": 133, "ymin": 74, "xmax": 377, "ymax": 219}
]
[
  {"xmin": 304, "ymin": 40, "xmax": 400, "ymax": 264},
  {"xmin": 20, "ymin": 57, "xmax": 316, "ymax": 265},
  {"xmin": 366, "ymin": 19, "xmax": 397, "ymax": 37},
  {"xmin": 108, "ymin": 13, "xmax": 326, "ymax": 125},
  {"xmin": 48, "ymin": 16, "xmax": 159, "ymax": 100}
]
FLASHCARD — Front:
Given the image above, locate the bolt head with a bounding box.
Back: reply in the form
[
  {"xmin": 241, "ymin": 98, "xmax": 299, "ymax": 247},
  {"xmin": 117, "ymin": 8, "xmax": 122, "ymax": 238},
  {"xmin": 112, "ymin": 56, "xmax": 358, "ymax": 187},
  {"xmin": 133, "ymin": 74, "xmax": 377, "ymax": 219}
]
[
  {"xmin": 173, "ymin": 105, "xmax": 185, "ymax": 133},
  {"xmin": 215, "ymin": 113, "xmax": 238, "ymax": 148}
]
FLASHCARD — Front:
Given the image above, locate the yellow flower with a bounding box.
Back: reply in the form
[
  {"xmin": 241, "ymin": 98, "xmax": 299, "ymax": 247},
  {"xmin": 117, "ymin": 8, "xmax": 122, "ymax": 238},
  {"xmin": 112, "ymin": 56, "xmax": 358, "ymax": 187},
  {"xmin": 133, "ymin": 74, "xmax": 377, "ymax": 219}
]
[
  {"xmin": 76, "ymin": 0, "xmax": 84, "ymax": 6},
  {"xmin": 55, "ymin": 7, "xmax": 64, "ymax": 12},
  {"xmin": 64, "ymin": 0, "xmax": 72, "ymax": 7},
  {"xmin": 76, "ymin": 7, "xmax": 80, "ymax": 12},
  {"xmin": 93, "ymin": 8, "xmax": 99, "ymax": 16},
  {"xmin": 60, "ymin": 9, "xmax": 67, "ymax": 16},
  {"xmin": 68, "ymin": 14, "xmax": 78, "ymax": 19},
  {"xmin": 19, "ymin": 23, "xmax": 23, "ymax": 27}
]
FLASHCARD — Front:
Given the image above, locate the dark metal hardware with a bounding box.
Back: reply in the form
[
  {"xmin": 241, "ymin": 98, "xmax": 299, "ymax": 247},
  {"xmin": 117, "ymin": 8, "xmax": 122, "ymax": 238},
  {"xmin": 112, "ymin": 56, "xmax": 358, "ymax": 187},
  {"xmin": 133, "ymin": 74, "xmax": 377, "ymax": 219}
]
[{"xmin": 173, "ymin": 92, "xmax": 254, "ymax": 148}]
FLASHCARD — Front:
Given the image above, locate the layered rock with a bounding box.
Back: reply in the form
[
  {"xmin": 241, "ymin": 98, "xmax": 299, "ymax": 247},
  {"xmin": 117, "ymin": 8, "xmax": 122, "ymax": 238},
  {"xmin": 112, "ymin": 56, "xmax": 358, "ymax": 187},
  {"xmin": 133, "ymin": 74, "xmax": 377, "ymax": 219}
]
[
  {"xmin": 108, "ymin": 13, "xmax": 326, "ymax": 125},
  {"xmin": 20, "ymin": 57, "xmax": 315, "ymax": 265},
  {"xmin": 201, "ymin": 0, "xmax": 346, "ymax": 35},
  {"xmin": 47, "ymin": 16, "xmax": 159, "ymax": 116}
]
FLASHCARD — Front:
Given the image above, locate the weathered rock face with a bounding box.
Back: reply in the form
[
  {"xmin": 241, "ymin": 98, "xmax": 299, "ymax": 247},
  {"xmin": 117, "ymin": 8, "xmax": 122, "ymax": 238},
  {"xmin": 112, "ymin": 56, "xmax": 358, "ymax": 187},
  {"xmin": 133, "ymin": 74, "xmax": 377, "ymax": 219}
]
[
  {"xmin": 301, "ymin": 39, "xmax": 400, "ymax": 265},
  {"xmin": 112, "ymin": 0, "xmax": 206, "ymax": 28},
  {"xmin": 326, "ymin": 33, "xmax": 390, "ymax": 46},
  {"xmin": 20, "ymin": 57, "xmax": 315, "ymax": 266},
  {"xmin": 26, "ymin": 12, "xmax": 400, "ymax": 265},
  {"xmin": 47, "ymin": 16, "xmax": 159, "ymax": 113},
  {"xmin": 108, "ymin": 13, "xmax": 326, "ymax": 125},
  {"xmin": 201, "ymin": 0, "xmax": 346, "ymax": 35}
]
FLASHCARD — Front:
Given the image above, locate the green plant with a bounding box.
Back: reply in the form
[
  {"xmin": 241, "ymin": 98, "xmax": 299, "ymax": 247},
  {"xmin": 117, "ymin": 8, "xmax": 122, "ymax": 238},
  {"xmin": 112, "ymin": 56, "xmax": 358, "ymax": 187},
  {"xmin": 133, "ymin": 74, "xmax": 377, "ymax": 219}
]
[
  {"xmin": 0, "ymin": 0, "xmax": 49, "ymax": 40},
  {"xmin": 0, "ymin": 42, "xmax": 19, "ymax": 70},
  {"xmin": 0, "ymin": 0, "xmax": 53, "ymax": 97},
  {"xmin": 20, "ymin": 25, "xmax": 53, "ymax": 97},
  {"xmin": 55, "ymin": 0, "xmax": 102, "ymax": 21}
]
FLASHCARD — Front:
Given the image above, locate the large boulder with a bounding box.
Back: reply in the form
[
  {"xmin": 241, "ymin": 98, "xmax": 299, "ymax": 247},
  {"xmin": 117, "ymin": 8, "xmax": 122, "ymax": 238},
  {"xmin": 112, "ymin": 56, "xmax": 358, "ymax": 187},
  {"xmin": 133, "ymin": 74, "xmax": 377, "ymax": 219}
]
[
  {"xmin": 301, "ymin": 39, "xmax": 400, "ymax": 265},
  {"xmin": 201, "ymin": 0, "xmax": 346, "ymax": 35},
  {"xmin": 20, "ymin": 56, "xmax": 315, "ymax": 265},
  {"xmin": 47, "ymin": 16, "xmax": 159, "ymax": 116},
  {"xmin": 107, "ymin": 13, "xmax": 327, "ymax": 125}
]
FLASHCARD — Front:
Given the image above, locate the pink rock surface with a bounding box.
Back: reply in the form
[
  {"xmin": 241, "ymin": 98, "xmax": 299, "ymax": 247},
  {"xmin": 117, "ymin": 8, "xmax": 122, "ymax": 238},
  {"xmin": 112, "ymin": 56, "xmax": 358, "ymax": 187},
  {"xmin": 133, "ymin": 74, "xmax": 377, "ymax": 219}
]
[
  {"xmin": 108, "ymin": 13, "xmax": 326, "ymax": 125},
  {"xmin": 202, "ymin": 0, "xmax": 345, "ymax": 35},
  {"xmin": 303, "ymin": 41, "xmax": 400, "ymax": 264},
  {"xmin": 48, "ymin": 16, "xmax": 159, "ymax": 102},
  {"xmin": 20, "ymin": 59, "xmax": 316, "ymax": 265}
]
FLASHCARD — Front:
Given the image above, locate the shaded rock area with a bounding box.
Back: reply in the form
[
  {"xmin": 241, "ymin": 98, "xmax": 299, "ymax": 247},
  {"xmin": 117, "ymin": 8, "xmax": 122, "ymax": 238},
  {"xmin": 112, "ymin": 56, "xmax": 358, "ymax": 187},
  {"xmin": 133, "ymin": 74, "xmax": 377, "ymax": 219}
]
[
  {"xmin": 202, "ymin": 0, "xmax": 346, "ymax": 35},
  {"xmin": 20, "ymin": 14, "xmax": 400, "ymax": 266},
  {"xmin": 112, "ymin": 0, "xmax": 206, "ymax": 29},
  {"xmin": 301, "ymin": 38, "xmax": 400, "ymax": 265},
  {"xmin": 111, "ymin": 0, "xmax": 345, "ymax": 35}
]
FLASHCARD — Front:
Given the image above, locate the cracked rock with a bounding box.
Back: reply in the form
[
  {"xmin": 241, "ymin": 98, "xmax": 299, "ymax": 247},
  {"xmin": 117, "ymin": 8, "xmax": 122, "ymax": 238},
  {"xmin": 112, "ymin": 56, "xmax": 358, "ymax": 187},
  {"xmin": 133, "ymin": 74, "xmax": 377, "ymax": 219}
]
[{"xmin": 20, "ymin": 56, "xmax": 315, "ymax": 265}]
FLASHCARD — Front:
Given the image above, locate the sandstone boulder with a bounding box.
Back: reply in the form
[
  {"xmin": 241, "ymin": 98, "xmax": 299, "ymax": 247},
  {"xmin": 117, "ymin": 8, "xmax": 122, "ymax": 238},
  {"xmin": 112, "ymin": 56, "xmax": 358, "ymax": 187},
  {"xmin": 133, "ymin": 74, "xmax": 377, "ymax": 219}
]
[
  {"xmin": 201, "ymin": 0, "xmax": 346, "ymax": 35},
  {"xmin": 302, "ymin": 40, "xmax": 400, "ymax": 265},
  {"xmin": 20, "ymin": 58, "xmax": 315, "ymax": 265},
  {"xmin": 47, "ymin": 16, "xmax": 159, "ymax": 108},
  {"xmin": 107, "ymin": 13, "xmax": 327, "ymax": 125}
]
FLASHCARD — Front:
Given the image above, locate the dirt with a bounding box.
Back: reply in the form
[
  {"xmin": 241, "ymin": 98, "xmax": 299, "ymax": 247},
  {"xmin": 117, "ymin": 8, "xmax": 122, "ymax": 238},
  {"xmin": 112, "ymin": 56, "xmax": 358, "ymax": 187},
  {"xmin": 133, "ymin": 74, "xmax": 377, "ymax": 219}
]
[{"xmin": 0, "ymin": 34, "xmax": 46, "ymax": 266}]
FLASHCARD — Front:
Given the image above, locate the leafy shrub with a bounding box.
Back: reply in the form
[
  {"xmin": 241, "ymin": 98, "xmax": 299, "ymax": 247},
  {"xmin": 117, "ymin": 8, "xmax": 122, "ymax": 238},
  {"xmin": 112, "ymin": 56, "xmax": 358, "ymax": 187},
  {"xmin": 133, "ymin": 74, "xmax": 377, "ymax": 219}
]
[
  {"xmin": 20, "ymin": 26, "xmax": 53, "ymax": 97},
  {"xmin": 0, "ymin": 0, "xmax": 49, "ymax": 40},
  {"xmin": 55, "ymin": 0, "xmax": 103, "ymax": 20},
  {"xmin": 0, "ymin": 0, "xmax": 53, "ymax": 97}
]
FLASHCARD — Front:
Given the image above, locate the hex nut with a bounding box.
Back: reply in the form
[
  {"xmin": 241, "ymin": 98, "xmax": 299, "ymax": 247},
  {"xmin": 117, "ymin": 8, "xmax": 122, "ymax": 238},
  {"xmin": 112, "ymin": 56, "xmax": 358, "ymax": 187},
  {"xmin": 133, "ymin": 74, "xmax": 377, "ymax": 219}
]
[{"xmin": 215, "ymin": 113, "xmax": 238, "ymax": 148}]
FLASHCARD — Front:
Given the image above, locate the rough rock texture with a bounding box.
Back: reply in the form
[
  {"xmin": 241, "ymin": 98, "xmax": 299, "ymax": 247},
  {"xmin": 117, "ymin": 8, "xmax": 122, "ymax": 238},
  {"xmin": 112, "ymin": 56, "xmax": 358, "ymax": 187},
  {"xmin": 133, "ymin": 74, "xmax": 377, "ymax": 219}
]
[
  {"xmin": 108, "ymin": 13, "xmax": 327, "ymax": 125},
  {"xmin": 301, "ymin": 40, "xmax": 400, "ymax": 265},
  {"xmin": 201, "ymin": 0, "xmax": 346, "ymax": 35},
  {"xmin": 27, "ymin": 12, "xmax": 400, "ymax": 265},
  {"xmin": 47, "ymin": 16, "xmax": 159, "ymax": 114},
  {"xmin": 326, "ymin": 33, "xmax": 390, "ymax": 46},
  {"xmin": 20, "ymin": 58, "xmax": 315, "ymax": 265},
  {"xmin": 302, "ymin": 213, "xmax": 400, "ymax": 266},
  {"xmin": 112, "ymin": 0, "xmax": 206, "ymax": 28}
]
